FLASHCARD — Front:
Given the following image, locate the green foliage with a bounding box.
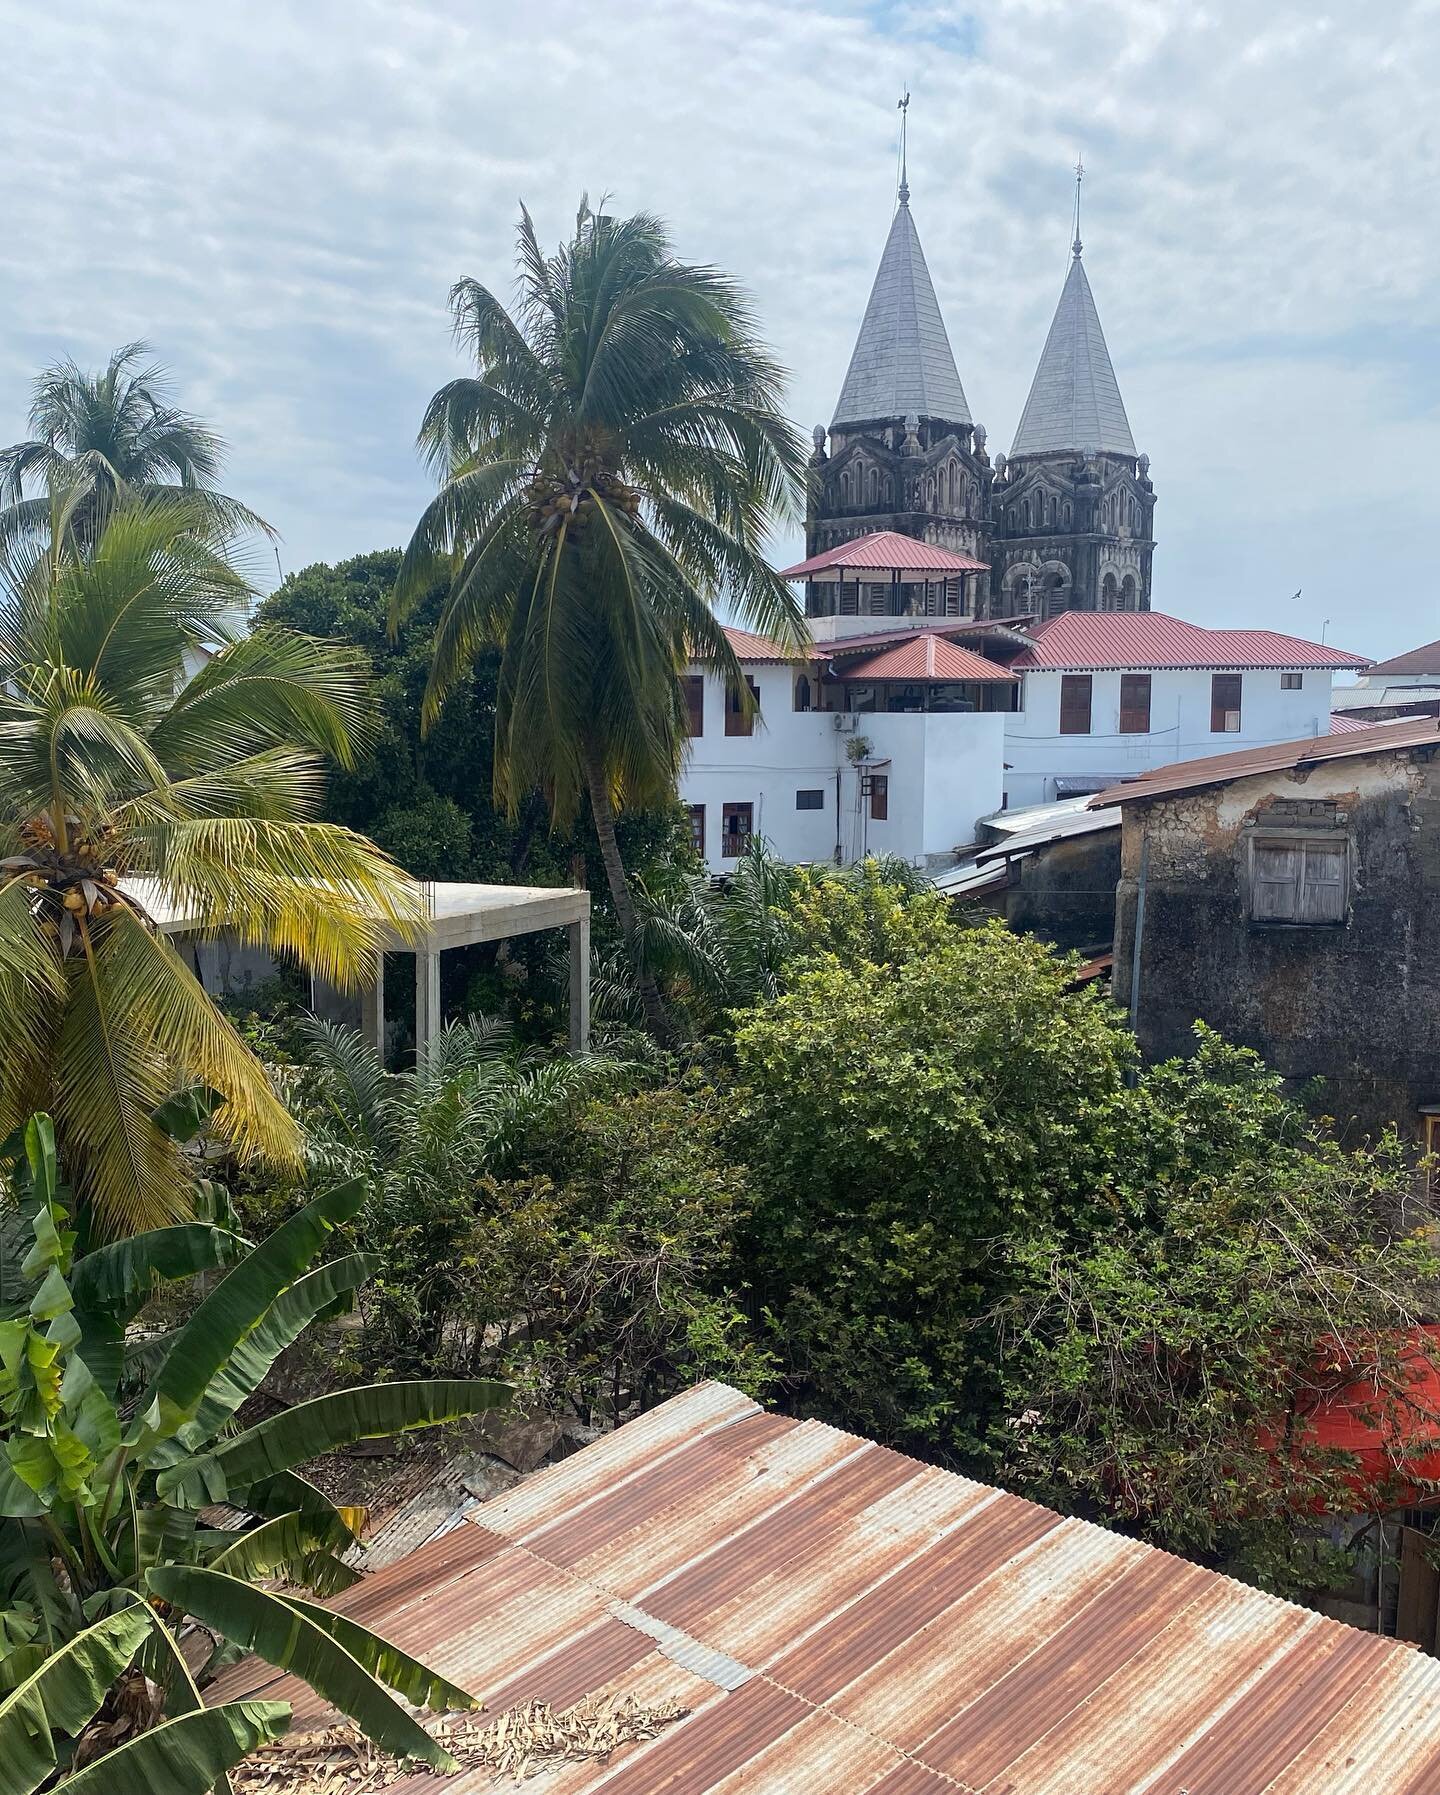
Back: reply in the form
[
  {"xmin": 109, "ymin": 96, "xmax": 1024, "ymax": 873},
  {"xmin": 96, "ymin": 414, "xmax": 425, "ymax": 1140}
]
[
  {"xmin": 992, "ymin": 1030, "xmax": 1440, "ymax": 1584},
  {"xmin": 0, "ymin": 1115, "xmax": 507, "ymax": 1785},
  {"xmin": 732, "ymin": 920, "xmax": 1133, "ymax": 1459}
]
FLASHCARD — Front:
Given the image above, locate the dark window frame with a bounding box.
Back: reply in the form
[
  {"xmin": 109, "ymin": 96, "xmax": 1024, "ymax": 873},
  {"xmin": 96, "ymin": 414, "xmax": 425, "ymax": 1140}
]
[
  {"xmin": 1281, "ymin": 671, "xmax": 1303, "ymax": 691},
  {"xmin": 869, "ymin": 773, "xmax": 889, "ymax": 821},
  {"xmin": 1211, "ymin": 672, "xmax": 1243, "ymax": 733},
  {"xmin": 1119, "ymin": 672, "xmax": 1152, "ymax": 734},
  {"xmin": 721, "ymin": 800, "xmax": 754, "ymax": 857},
  {"xmin": 725, "ymin": 676, "xmax": 760, "ymax": 737},
  {"xmin": 687, "ymin": 804, "xmax": 705, "ymax": 858},
  {"xmin": 683, "ymin": 674, "xmax": 705, "ymax": 738},
  {"xmin": 795, "ymin": 788, "xmax": 824, "ymax": 811},
  {"xmin": 1059, "ymin": 673, "xmax": 1093, "ymax": 735}
]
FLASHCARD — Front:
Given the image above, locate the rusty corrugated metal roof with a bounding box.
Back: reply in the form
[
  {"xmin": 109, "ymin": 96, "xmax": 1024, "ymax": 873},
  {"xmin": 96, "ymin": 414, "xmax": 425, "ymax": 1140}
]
[
  {"xmin": 1091, "ymin": 715, "xmax": 1440, "ymax": 810},
  {"xmin": 216, "ymin": 1382, "xmax": 1440, "ymax": 1793}
]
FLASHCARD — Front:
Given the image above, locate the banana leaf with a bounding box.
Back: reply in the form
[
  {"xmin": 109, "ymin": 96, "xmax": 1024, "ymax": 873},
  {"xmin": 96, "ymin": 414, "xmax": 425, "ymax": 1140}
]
[
  {"xmin": 138, "ymin": 1179, "xmax": 365, "ymax": 1434},
  {"xmin": 170, "ymin": 1252, "xmax": 377, "ymax": 1454},
  {"xmin": 0, "ymin": 1607, "xmax": 151, "ymax": 1795},
  {"xmin": 156, "ymin": 1379, "xmax": 511, "ymax": 1506},
  {"xmin": 70, "ymin": 1224, "xmax": 248, "ymax": 1324},
  {"xmin": 144, "ymin": 1567, "xmax": 455, "ymax": 1771},
  {"xmin": 204, "ymin": 1508, "xmax": 362, "ymax": 1588},
  {"xmin": 55, "ymin": 1699, "xmax": 290, "ymax": 1795},
  {"xmin": 282, "ymin": 1591, "xmax": 477, "ymax": 1712}
]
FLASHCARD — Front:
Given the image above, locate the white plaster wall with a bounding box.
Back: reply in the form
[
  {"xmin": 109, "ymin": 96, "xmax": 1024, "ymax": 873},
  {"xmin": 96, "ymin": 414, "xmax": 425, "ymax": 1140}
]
[
  {"xmin": 679, "ymin": 665, "xmax": 1005, "ymax": 867},
  {"xmin": 1002, "ymin": 668, "xmax": 1335, "ymax": 808}
]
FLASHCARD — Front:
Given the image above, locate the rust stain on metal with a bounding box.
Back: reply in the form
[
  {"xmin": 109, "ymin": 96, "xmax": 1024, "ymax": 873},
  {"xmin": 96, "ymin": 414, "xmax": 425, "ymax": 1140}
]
[{"xmin": 216, "ymin": 1382, "xmax": 1440, "ymax": 1794}]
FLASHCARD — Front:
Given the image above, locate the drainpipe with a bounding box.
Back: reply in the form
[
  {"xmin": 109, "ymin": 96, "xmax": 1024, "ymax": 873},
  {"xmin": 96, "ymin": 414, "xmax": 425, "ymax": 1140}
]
[
  {"xmin": 835, "ymin": 767, "xmax": 843, "ymax": 864},
  {"xmin": 1128, "ymin": 827, "xmax": 1150, "ymax": 1044}
]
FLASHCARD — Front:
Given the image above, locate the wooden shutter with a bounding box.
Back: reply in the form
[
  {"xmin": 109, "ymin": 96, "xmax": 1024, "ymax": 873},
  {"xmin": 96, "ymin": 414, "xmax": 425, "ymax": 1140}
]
[
  {"xmin": 869, "ymin": 774, "xmax": 889, "ymax": 821},
  {"xmin": 1299, "ymin": 843, "xmax": 1346, "ymax": 922},
  {"xmin": 687, "ymin": 805, "xmax": 705, "ymax": 858},
  {"xmin": 1211, "ymin": 673, "xmax": 1242, "ymax": 733},
  {"xmin": 721, "ymin": 802, "xmax": 753, "ymax": 855},
  {"xmin": 1251, "ymin": 844, "xmax": 1300, "ymax": 921},
  {"xmin": 1119, "ymin": 673, "xmax": 1151, "ymax": 734},
  {"xmin": 725, "ymin": 677, "xmax": 759, "ymax": 737},
  {"xmin": 683, "ymin": 675, "xmax": 704, "ymax": 737},
  {"xmin": 1059, "ymin": 674, "xmax": 1093, "ymax": 735}
]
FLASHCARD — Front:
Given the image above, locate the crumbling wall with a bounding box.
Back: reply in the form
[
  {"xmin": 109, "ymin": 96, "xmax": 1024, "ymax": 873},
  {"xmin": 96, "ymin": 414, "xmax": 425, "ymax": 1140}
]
[
  {"xmin": 1004, "ymin": 829, "xmax": 1120, "ymax": 953},
  {"xmin": 1112, "ymin": 749, "xmax": 1440, "ymax": 1139}
]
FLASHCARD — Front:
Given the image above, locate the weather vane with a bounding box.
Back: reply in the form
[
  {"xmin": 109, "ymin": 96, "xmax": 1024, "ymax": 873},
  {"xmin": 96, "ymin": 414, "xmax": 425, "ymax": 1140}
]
[
  {"xmin": 1072, "ymin": 153, "xmax": 1085, "ymax": 257},
  {"xmin": 898, "ymin": 90, "xmax": 911, "ymax": 205}
]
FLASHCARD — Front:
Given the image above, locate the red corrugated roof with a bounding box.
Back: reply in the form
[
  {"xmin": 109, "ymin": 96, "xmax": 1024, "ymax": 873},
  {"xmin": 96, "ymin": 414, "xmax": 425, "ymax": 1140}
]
[
  {"xmin": 836, "ymin": 634, "xmax": 1017, "ymax": 683},
  {"xmin": 216, "ymin": 1381, "xmax": 1440, "ymax": 1794},
  {"xmin": 1011, "ymin": 610, "xmax": 1370, "ymax": 672},
  {"xmin": 1092, "ymin": 715, "xmax": 1440, "ymax": 809},
  {"xmin": 780, "ymin": 531, "xmax": 989, "ymax": 578},
  {"xmin": 1330, "ymin": 711, "xmax": 1373, "ymax": 733},
  {"xmin": 721, "ymin": 626, "xmax": 815, "ymax": 664},
  {"xmin": 1366, "ymin": 638, "xmax": 1440, "ymax": 676}
]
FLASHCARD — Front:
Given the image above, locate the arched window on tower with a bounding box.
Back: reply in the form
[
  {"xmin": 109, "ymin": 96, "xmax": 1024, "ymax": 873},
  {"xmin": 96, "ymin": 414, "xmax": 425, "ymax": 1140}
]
[
  {"xmin": 1044, "ymin": 568, "xmax": 1072, "ymax": 617},
  {"xmin": 1063, "ymin": 501, "xmax": 1072, "ymax": 529},
  {"xmin": 1101, "ymin": 573, "xmax": 1119, "ymax": 611},
  {"xmin": 868, "ymin": 467, "xmax": 879, "ymax": 506},
  {"xmin": 841, "ymin": 470, "xmax": 852, "ymax": 508},
  {"xmin": 1120, "ymin": 574, "xmax": 1138, "ymax": 610}
]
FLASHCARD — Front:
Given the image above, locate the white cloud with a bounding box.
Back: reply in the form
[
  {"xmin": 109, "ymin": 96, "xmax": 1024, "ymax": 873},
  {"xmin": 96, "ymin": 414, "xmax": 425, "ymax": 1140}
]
[{"xmin": 0, "ymin": 0, "xmax": 1436, "ymax": 653}]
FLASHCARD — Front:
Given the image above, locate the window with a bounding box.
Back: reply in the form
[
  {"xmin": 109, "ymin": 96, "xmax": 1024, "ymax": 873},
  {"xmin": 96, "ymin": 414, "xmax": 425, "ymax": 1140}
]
[
  {"xmin": 721, "ymin": 801, "xmax": 753, "ymax": 857},
  {"xmin": 1120, "ymin": 574, "xmax": 1137, "ymax": 610},
  {"xmin": 1211, "ymin": 673, "xmax": 1242, "ymax": 733},
  {"xmin": 795, "ymin": 788, "xmax": 824, "ymax": 811},
  {"xmin": 1250, "ymin": 837, "xmax": 1348, "ymax": 925},
  {"xmin": 1119, "ymin": 673, "xmax": 1152, "ymax": 734},
  {"xmin": 793, "ymin": 674, "xmax": 812, "ymax": 712},
  {"xmin": 1281, "ymin": 671, "xmax": 1303, "ymax": 690},
  {"xmin": 725, "ymin": 677, "xmax": 760, "ymax": 737},
  {"xmin": 683, "ymin": 674, "xmax": 704, "ymax": 737},
  {"xmin": 868, "ymin": 773, "xmax": 889, "ymax": 821},
  {"xmin": 1060, "ymin": 674, "xmax": 1093, "ymax": 735},
  {"xmin": 1101, "ymin": 573, "xmax": 1119, "ymax": 611},
  {"xmin": 687, "ymin": 804, "xmax": 705, "ymax": 858}
]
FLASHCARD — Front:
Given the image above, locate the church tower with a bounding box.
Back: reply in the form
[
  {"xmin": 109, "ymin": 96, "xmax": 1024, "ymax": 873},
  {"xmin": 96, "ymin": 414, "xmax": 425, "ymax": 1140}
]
[
  {"xmin": 989, "ymin": 166, "xmax": 1155, "ymax": 618},
  {"xmin": 806, "ymin": 109, "xmax": 992, "ymax": 619}
]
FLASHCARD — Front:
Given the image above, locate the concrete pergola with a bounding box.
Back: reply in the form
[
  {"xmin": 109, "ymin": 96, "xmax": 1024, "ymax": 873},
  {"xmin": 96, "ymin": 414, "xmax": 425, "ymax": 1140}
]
[
  {"xmin": 123, "ymin": 877, "xmax": 592, "ymax": 1057},
  {"xmin": 359, "ymin": 882, "xmax": 591, "ymax": 1057}
]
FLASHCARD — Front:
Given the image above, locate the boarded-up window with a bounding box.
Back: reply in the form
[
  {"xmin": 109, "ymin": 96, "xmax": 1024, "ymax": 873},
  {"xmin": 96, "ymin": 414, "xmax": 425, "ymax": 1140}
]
[
  {"xmin": 1211, "ymin": 673, "xmax": 1242, "ymax": 733},
  {"xmin": 869, "ymin": 773, "xmax": 889, "ymax": 821},
  {"xmin": 725, "ymin": 677, "xmax": 760, "ymax": 737},
  {"xmin": 1119, "ymin": 673, "xmax": 1152, "ymax": 734},
  {"xmin": 721, "ymin": 801, "xmax": 753, "ymax": 857},
  {"xmin": 1250, "ymin": 839, "xmax": 1347, "ymax": 924},
  {"xmin": 683, "ymin": 675, "xmax": 704, "ymax": 737},
  {"xmin": 1059, "ymin": 674, "xmax": 1092, "ymax": 735},
  {"xmin": 687, "ymin": 804, "xmax": 705, "ymax": 858}
]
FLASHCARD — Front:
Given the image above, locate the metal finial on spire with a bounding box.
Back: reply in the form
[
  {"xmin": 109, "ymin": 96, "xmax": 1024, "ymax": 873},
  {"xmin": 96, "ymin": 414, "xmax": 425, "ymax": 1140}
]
[
  {"xmin": 897, "ymin": 90, "xmax": 911, "ymax": 206},
  {"xmin": 1072, "ymin": 153, "xmax": 1084, "ymax": 257}
]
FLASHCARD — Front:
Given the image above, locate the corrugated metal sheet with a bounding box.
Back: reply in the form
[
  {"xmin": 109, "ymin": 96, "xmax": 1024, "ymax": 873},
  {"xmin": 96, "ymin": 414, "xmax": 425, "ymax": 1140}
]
[
  {"xmin": 1011, "ymin": 610, "xmax": 1370, "ymax": 672},
  {"xmin": 1367, "ymin": 637, "xmax": 1440, "ymax": 677},
  {"xmin": 216, "ymin": 1382, "xmax": 1440, "ymax": 1794},
  {"xmin": 780, "ymin": 531, "xmax": 989, "ymax": 578},
  {"xmin": 720, "ymin": 626, "xmax": 813, "ymax": 665},
  {"xmin": 831, "ymin": 633, "xmax": 1017, "ymax": 683},
  {"xmin": 1092, "ymin": 715, "xmax": 1440, "ymax": 810}
]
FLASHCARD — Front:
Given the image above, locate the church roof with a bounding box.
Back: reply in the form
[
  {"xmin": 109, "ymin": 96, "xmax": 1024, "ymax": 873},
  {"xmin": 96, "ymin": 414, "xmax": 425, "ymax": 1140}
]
[
  {"xmin": 1010, "ymin": 251, "xmax": 1137, "ymax": 460},
  {"xmin": 831, "ymin": 198, "xmax": 971, "ymax": 430}
]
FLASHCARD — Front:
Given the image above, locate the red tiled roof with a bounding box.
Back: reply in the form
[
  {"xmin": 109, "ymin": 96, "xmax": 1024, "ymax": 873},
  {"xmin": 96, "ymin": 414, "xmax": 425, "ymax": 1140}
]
[
  {"xmin": 1011, "ymin": 610, "xmax": 1370, "ymax": 672},
  {"xmin": 721, "ymin": 626, "xmax": 815, "ymax": 664},
  {"xmin": 1366, "ymin": 637, "xmax": 1440, "ymax": 676},
  {"xmin": 214, "ymin": 1382, "xmax": 1440, "ymax": 1794},
  {"xmin": 781, "ymin": 531, "xmax": 989, "ymax": 578},
  {"xmin": 1092, "ymin": 715, "xmax": 1440, "ymax": 809},
  {"xmin": 836, "ymin": 633, "xmax": 1017, "ymax": 683}
]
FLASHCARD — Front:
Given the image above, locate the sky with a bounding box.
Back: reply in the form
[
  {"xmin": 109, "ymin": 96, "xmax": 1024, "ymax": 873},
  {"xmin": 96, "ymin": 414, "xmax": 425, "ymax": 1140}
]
[{"xmin": 2, "ymin": 0, "xmax": 1438, "ymax": 660}]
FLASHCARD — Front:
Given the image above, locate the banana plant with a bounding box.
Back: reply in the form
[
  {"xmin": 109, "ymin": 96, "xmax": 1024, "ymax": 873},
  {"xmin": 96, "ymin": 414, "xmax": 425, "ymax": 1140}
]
[{"xmin": 0, "ymin": 1114, "xmax": 510, "ymax": 1783}]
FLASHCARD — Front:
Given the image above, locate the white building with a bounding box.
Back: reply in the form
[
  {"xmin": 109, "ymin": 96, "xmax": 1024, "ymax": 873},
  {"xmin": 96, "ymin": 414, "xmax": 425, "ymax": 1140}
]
[{"xmin": 680, "ymin": 560, "xmax": 1369, "ymax": 869}]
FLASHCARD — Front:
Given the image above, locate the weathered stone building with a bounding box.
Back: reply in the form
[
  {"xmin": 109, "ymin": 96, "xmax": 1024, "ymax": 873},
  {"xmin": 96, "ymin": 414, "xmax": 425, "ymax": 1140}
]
[
  {"xmin": 1098, "ymin": 717, "xmax": 1440, "ymax": 1138},
  {"xmin": 806, "ymin": 166, "xmax": 1155, "ymax": 622}
]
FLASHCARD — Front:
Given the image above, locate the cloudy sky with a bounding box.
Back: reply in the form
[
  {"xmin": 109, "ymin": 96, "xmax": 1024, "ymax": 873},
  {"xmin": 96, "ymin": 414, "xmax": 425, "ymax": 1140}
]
[{"xmin": 2, "ymin": 0, "xmax": 1437, "ymax": 658}]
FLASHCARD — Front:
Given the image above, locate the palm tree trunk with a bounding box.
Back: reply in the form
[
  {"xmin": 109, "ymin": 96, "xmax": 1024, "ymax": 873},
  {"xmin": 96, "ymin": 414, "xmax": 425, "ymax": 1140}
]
[{"xmin": 580, "ymin": 741, "xmax": 673, "ymax": 1044}]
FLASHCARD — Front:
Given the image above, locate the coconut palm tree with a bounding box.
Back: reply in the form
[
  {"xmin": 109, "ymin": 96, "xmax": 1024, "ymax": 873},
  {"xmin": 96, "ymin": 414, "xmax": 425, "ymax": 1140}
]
[
  {"xmin": 395, "ymin": 199, "xmax": 808, "ymax": 1039},
  {"xmin": 0, "ymin": 342, "xmax": 270, "ymax": 548},
  {"xmin": 0, "ymin": 484, "xmax": 425, "ymax": 1237}
]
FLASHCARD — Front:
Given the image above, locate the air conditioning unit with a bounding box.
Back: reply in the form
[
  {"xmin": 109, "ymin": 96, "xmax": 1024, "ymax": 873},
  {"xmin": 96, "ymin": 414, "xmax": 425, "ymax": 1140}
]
[{"xmin": 832, "ymin": 713, "xmax": 860, "ymax": 733}]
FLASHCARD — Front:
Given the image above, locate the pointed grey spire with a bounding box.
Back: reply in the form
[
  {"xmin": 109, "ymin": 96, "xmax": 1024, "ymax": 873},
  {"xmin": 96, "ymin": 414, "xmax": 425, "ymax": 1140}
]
[
  {"xmin": 831, "ymin": 197, "xmax": 971, "ymax": 431},
  {"xmin": 1010, "ymin": 250, "xmax": 1136, "ymax": 459}
]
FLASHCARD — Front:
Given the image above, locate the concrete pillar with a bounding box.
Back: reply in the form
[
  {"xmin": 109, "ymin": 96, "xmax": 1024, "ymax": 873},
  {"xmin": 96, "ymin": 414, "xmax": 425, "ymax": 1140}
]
[
  {"xmin": 567, "ymin": 916, "xmax": 591, "ymax": 1055},
  {"xmin": 360, "ymin": 954, "xmax": 385, "ymax": 1061},
  {"xmin": 415, "ymin": 948, "xmax": 440, "ymax": 1065}
]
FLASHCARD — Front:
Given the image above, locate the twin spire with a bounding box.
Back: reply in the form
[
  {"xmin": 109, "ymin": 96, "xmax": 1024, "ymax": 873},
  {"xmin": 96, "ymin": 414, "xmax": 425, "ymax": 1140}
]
[{"xmin": 831, "ymin": 131, "xmax": 1136, "ymax": 460}]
